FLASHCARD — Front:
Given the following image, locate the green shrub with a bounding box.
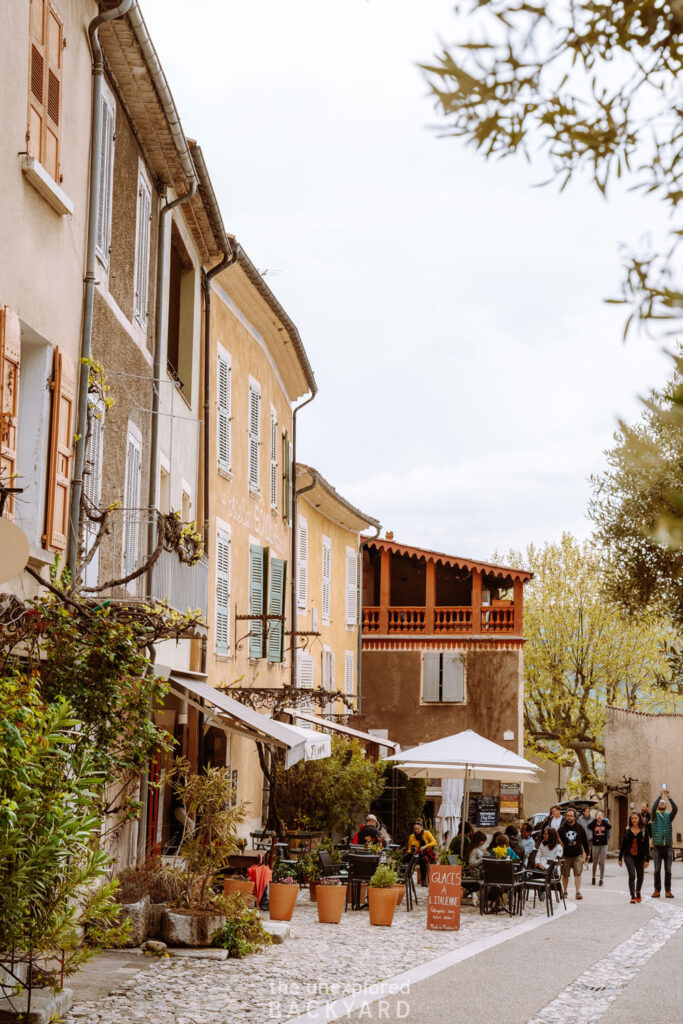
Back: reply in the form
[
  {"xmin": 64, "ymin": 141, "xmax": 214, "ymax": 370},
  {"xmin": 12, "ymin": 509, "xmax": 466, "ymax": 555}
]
[
  {"xmin": 369, "ymin": 865, "xmax": 398, "ymax": 889},
  {"xmin": 212, "ymin": 894, "xmax": 272, "ymax": 958}
]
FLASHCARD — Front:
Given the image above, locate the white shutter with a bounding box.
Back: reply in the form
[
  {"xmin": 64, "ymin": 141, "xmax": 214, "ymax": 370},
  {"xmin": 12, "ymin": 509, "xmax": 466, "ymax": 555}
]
[
  {"xmin": 345, "ymin": 546, "xmax": 358, "ymax": 626},
  {"xmin": 270, "ymin": 408, "xmax": 277, "ymax": 509},
  {"xmin": 442, "ymin": 653, "xmax": 465, "ymax": 702},
  {"xmin": 297, "ymin": 651, "xmax": 314, "ymax": 689},
  {"xmin": 322, "ymin": 536, "xmax": 331, "ymax": 626},
  {"xmin": 344, "ymin": 650, "xmax": 354, "ymax": 696},
  {"xmin": 134, "ymin": 169, "xmax": 152, "ymax": 327},
  {"xmin": 248, "ymin": 379, "xmax": 260, "ymax": 493},
  {"xmin": 323, "ymin": 648, "xmax": 335, "ymax": 715},
  {"xmin": 96, "ymin": 89, "xmax": 115, "ymax": 265},
  {"xmin": 122, "ymin": 430, "xmax": 142, "ymax": 583},
  {"xmin": 217, "ymin": 351, "xmax": 231, "ymax": 472},
  {"xmin": 422, "ymin": 651, "xmax": 441, "ymax": 702},
  {"xmin": 297, "ymin": 515, "xmax": 308, "ymax": 610},
  {"xmin": 288, "ymin": 439, "xmax": 293, "ymax": 524},
  {"xmin": 83, "ymin": 400, "xmax": 104, "ymax": 589},
  {"xmin": 215, "ymin": 528, "xmax": 231, "ymax": 655}
]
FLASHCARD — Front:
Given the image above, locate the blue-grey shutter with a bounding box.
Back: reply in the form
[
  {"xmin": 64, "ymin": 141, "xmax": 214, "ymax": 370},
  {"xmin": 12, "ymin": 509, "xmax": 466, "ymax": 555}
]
[
  {"xmin": 267, "ymin": 556, "xmax": 286, "ymax": 663},
  {"xmin": 249, "ymin": 544, "xmax": 266, "ymax": 659},
  {"xmin": 422, "ymin": 651, "xmax": 441, "ymax": 702},
  {"xmin": 442, "ymin": 653, "xmax": 464, "ymax": 701}
]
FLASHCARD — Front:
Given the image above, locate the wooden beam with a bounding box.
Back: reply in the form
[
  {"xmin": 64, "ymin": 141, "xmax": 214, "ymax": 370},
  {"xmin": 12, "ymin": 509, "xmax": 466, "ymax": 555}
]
[
  {"xmin": 425, "ymin": 558, "xmax": 436, "ymax": 633},
  {"xmin": 514, "ymin": 577, "xmax": 524, "ymax": 634},
  {"xmin": 471, "ymin": 568, "xmax": 482, "ymax": 635},
  {"xmin": 379, "ymin": 546, "xmax": 391, "ymax": 633}
]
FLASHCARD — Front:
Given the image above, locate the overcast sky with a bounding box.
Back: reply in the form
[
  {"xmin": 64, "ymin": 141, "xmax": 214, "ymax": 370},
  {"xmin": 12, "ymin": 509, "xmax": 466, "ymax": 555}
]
[{"xmin": 143, "ymin": 0, "xmax": 672, "ymax": 561}]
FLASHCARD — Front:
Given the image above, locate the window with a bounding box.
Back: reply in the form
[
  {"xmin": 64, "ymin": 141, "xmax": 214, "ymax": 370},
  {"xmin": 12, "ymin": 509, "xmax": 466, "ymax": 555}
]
[
  {"xmin": 167, "ymin": 225, "xmax": 194, "ymax": 391},
  {"xmin": 181, "ymin": 486, "xmax": 191, "ymax": 523},
  {"xmin": 267, "ymin": 555, "xmax": 287, "ymax": 663},
  {"xmin": 297, "ymin": 651, "xmax": 314, "ymax": 689},
  {"xmin": 133, "ymin": 164, "xmax": 152, "ymax": 328},
  {"xmin": 122, "ymin": 426, "xmax": 142, "ymax": 582},
  {"xmin": 270, "ymin": 408, "xmax": 278, "ymax": 510},
  {"xmin": 95, "ymin": 81, "xmax": 116, "ymax": 267},
  {"xmin": 344, "ymin": 650, "xmax": 354, "ymax": 696},
  {"xmin": 0, "ymin": 307, "xmax": 21, "ymax": 519},
  {"xmin": 282, "ymin": 430, "xmax": 292, "ymax": 525},
  {"xmin": 322, "ymin": 647, "xmax": 335, "ymax": 715},
  {"xmin": 248, "ymin": 543, "xmax": 266, "ymax": 659},
  {"xmin": 159, "ymin": 462, "xmax": 170, "ymax": 514},
  {"xmin": 322, "ymin": 536, "xmax": 331, "ymax": 626},
  {"xmin": 422, "ymin": 652, "xmax": 465, "ymax": 703},
  {"xmin": 44, "ymin": 347, "xmax": 75, "ymax": 552},
  {"xmin": 345, "ymin": 547, "xmax": 358, "ymax": 626},
  {"xmin": 28, "ymin": 0, "xmax": 63, "ymax": 183},
  {"xmin": 248, "ymin": 378, "xmax": 261, "ymax": 493},
  {"xmin": 297, "ymin": 515, "xmax": 308, "ymax": 610},
  {"xmin": 82, "ymin": 398, "xmax": 104, "ymax": 589},
  {"xmin": 215, "ymin": 527, "xmax": 231, "ymax": 656},
  {"xmin": 217, "ymin": 348, "xmax": 231, "ymax": 472}
]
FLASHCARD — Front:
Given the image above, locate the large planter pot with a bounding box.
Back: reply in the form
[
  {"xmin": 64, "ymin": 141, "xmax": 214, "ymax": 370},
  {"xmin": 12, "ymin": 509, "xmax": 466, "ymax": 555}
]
[
  {"xmin": 392, "ymin": 885, "xmax": 405, "ymax": 907},
  {"xmin": 269, "ymin": 883, "xmax": 298, "ymax": 922},
  {"xmin": 316, "ymin": 884, "xmax": 347, "ymax": 924},
  {"xmin": 223, "ymin": 878, "xmax": 255, "ymax": 904},
  {"xmin": 161, "ymin": 909, "xmax": 226, "ymax": 947},
  {"xmin": 368, "ymin": 887, "xmax": 398, "ymax": 927}
]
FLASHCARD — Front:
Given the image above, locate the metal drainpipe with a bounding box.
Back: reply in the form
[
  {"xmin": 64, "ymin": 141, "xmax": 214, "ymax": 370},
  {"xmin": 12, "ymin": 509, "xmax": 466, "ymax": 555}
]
[
  {"xmin": 356, "ymin": 523, "xmax": 381, "ymax": 716},
  {"xmin": 289, "ymin": 393, "xmax": 317, "ymax": 688},
  {"xmin": 67, "ymin": 0, "xmax": 133, "ymax": 576}
]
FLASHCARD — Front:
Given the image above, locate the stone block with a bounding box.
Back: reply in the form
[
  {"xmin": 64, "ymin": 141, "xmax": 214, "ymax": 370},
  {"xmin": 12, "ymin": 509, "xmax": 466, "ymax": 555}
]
[
  {"xmin": 119, "ymin": 895, "xmax": 150, "ymax": 947},
  {"xmin": 262, "ymin": 920, "xmax": 290, "ymax": 944},
  {"xmin": 0, "ymin": 986, "xmax": 72, "ymax": 1024},
  {"xmin": 161, "ymin": 909, "xmax": 226, "ymax": 947},
  {"xmin": 148, "ymin": 903, "xmax": 166, "ymax": 938},
  {"xmin": 142, "ymin": 940, "xmax": 167, "ymax": 954}
]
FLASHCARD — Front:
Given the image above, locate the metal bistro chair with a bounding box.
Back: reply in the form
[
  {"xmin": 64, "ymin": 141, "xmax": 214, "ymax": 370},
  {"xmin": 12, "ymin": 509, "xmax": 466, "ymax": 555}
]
[
  {"xmin": 345, "ymin": 852, "xmax": 379, "ymax": 911},
  {"xmin": 524, "ymin": 859, "xmax": 562, "ymax": 916},
  {"xmin": 480, "ymin": 858, "xmax": 524, "ymax": 917},
  {"xmin": 395, "ymin": 852, "xmax": 419, "ymax": 911},
  {"xmin": 318, "ymin": 850, "xmax": 349, "ymax": 882}
]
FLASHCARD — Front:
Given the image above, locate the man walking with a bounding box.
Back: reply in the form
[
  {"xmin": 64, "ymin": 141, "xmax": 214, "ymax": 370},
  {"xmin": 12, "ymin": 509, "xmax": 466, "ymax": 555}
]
[
  {"xmin": 578, "ymin": 806, "xmax": 595, "ymax": 870},
  {"xmin": 651, "ymin": 789, "xmax": 678, "ymax": 898},
  {"xmin": 559, "ymin": 807, "xmax": 590, "ymax": 900},
  {"xmin": 544, "ymin": 804, "xmax": 565, "ymax": 833}
]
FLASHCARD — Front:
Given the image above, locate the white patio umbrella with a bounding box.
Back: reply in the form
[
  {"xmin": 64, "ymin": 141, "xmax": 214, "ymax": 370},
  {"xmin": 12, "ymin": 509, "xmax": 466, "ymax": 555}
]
[
  {"xmin": 387, "ymin": 730, "xmax": 542, "ymax": 858},
  {"xmin": 438, "ymin": 777, "xmax": 464, "ymax": 843}
]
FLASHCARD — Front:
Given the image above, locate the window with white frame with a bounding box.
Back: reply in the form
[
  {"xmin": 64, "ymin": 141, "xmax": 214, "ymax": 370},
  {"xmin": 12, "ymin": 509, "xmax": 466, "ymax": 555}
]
[
  {"xmin": 215, "ymin": 526, "xmax": 231, "ymax": 656},
  {"xmin": 248, "ymin": 378, "xmax": 260, "ymax": 493},
  {"xmin": 297, "ymin": 514, "xmax": 308, "ymax": 610},
  {"xmin": 133, "ymin": 163, "xmax": 152, "ymax": 328},
  {"xmin": 322, "ymin": 535, "xmax": 331, "ymax": 626},
  {"xmin": 122, "ymin": 425, "xmax": 142, "ymax": 585},
  {"xmin": 217, "ymin": 347, "xmax": 231, "ymax": 472},
  {"xmin": 422, "ymin": 652, "xmax": 465, "ymax": 703},
  {"xmin": 297, "ymin": 650, "xmax": 314, "ymax": 689},
  {"xmin": 270, "ymin": 407, "xmax": 277, "ymax": 510},
  {"xmin": 344, "ymin": 650, "xmax": 354, "ymax": 696},
  {"xmin": 345, "ymin": 546, "xmax": 358, "ymax": 627},
  {"xmin": 95, "ymin": 81, "xmax": 116, "ymax": 267}
]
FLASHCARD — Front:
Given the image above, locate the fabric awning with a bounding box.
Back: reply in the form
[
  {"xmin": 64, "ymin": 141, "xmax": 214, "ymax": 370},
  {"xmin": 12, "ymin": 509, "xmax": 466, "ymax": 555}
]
[
  {"xmin": 282, "ymin": 707, "xmax": 399, "ymax": 751},
  {"xmin": 159, "ymin": 668, "xmax": 330, "ymax": 768}
]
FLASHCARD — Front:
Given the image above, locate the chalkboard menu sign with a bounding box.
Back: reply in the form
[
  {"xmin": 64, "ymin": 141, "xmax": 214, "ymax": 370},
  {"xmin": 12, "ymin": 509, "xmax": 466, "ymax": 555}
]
[
  {"xmin": 467, "ymin": 795, "xmax": 499, "ymax": 827},
  {"xmin": 427, "ymin": 864, "xmax": 462, "ymax": 931}
]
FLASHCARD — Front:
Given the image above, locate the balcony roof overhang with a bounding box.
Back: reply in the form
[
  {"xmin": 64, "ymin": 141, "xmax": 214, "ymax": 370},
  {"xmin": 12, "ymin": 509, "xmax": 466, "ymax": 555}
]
[
  {"xmin": 363, "ymin": 538, "xmax": 532, "ymax": 585},
  {"xmin": 296, "ymin": 464, "xmax": 381, "ymax": 534}
]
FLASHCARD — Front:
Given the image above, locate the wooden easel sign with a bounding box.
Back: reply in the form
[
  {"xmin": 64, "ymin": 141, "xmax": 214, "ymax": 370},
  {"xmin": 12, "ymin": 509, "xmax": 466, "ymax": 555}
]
[{"xmin": 426, "ymin": 864, "xmax": 462, "ymax": 931}]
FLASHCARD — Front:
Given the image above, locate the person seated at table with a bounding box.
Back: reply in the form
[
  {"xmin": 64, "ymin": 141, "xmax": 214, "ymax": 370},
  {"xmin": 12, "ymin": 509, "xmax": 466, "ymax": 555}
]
[
  {"xmin": 466, "ymin": 831, "xmax": 488, "ymax": 876},
  {"xmin": 519, "ymin": 822, "xmax": 536, "ymax": 865},
  {"xmin": 352, "ymin": 813, "xmax": 384, "ymax": 848},
  {"xmin": 490, "ymin": 831, "xmax": 521, "ymax": 860},
  {"xmin": 449, "ymin": 820, "xmax": 474, "ymax": 858},
  {"xmin": 534, "ymin": 827, "xmax": 563, "ymax": 872},
  {"xmin": 407, "ymin": 819, "xmax": 437, "ymax": 885}
]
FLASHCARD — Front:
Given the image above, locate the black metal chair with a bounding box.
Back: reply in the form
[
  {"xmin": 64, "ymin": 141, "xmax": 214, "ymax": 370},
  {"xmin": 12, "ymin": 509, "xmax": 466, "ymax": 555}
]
[
  {"xmin": 395, "ymin": 852, "xmax": 419, "ymax": 910},
  {"xmin": 447, "ymin": 854, "xmax": 483, "ymax": 903},
  {"xmin": 345, "ymin": 852, "xmax": 380, "ymax": 910},
  {"xmin": 480, "ymin": 858, "xmax": 524, "ymax": 916},
  {"xmin": 549, "ymin": 858, "xmax": 566, "ymax": 911},
  {"xmin": 318, "ymin": 850, "xmax": 348, "ymax": 880},
  {"xmin": 524, "ymin": 859, "xmax": 559, "ymax": 916}
]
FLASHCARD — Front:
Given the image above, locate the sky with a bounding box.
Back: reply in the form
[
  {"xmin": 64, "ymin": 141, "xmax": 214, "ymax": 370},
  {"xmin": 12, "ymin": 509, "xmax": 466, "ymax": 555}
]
[{"xmin": 142, "ymin": 0, "xmax": 672, "ymax": 561}]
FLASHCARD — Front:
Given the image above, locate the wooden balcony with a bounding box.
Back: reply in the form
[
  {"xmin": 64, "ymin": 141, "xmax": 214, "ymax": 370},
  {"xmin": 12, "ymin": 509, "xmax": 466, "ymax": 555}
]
[{"xmin": 362, "ymin": 604, "xmax": 516, "ymax": 636}]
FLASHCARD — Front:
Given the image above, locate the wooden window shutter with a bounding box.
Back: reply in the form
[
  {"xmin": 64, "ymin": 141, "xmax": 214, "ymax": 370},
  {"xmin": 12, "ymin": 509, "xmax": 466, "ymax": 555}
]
[
  {"xmin": 270, "ymin": 409, "xmax": 277, "ymax": 509},
  {"xmin": 267, "ymin": 555, "xmax": 287, "ymax": 663},
  {"xmin": 344, "ymin": 650, "xmax": 354, "ymax": 695},
  {"xmin": 0, "ymin": 307, "xmax": 21, "ymax": 518},
  {"xmin": 345, "ymin": 546, "xmax": 358, "ymax": 626},
  {"xmin": 44, "ymin": 347, "xmax": 74, "ymax": 551},
  {"xmin": 248, "ymin": 544, "xmax": 266, "ymax": 659},
  {"xmin": 28, "ymin": 0, "xmax": 62, "ymax": 182},
  {"xmin": 96, "ymin": 90, "xmax": 116, "ymax": 265},
  {"xmin": 122, "ymin": 431, "xmax": 142, "ymax": 579},
  {"xmin": 422, "ymin": 652, "xmax": 441, "ymax": 702},
  {"xmin": 297, "ymin": 651, "xmax": 314, "ymax": 689},
  {"xmin": 217, "ymin": 353, "xmax": 231, "ymax": 471},
  {"xmin": 82, "ymin": 399, "xmax": 104, "ymax": 588},
  {"xmin": 322, "ymin": 536, "xmax": 331, "ymax": 625},
  {"xmin": 134, "ymin": 172, "xmax": 152, "ymax": 327},
  {"xmin": 248, "ymin": 381, "xmax": 260, "ymax": 492},
  {"xmin": 442, "ymin": 653, "xmax": 465, "ymax": 702},
  {"xmin": 297, "ymin": 515, "xmax": 308, "ymax": 610},
  {"xmin": 215, "ymin": 528, "xmax": 231, "ymax": 655}
]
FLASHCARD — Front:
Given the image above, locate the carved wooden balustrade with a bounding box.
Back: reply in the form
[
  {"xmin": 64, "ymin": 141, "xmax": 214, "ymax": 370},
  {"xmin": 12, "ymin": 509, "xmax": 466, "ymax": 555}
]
[{"xmin": 362, "ymin": 604, "xmax": 516, "ymax": 635}]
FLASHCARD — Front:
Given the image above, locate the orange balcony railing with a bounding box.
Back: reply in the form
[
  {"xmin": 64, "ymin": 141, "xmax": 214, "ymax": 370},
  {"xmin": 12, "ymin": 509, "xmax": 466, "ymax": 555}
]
[
  {"xmin": 434, "ymin": 606, "xmax": 472, "ymax": 632},
  {"xmin": 481, "ymin": 605, "xmax": 514, "ymax": 632},
  {"xmin": 362, "ymin": 604, "xmax": 517, "ymax": 635}
]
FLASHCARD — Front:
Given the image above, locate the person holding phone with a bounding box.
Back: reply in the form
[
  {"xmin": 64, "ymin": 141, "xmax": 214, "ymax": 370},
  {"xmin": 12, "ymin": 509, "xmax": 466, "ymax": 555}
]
[{"xmin": 651, "ymin": 787, "xmax": 678, "ymax": 898}]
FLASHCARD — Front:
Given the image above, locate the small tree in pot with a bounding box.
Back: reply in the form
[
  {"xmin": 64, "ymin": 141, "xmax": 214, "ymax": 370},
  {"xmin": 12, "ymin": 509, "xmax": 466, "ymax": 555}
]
[{"xmin": 368, "ymin": 865, "xmax": 399, "ymax": 927}]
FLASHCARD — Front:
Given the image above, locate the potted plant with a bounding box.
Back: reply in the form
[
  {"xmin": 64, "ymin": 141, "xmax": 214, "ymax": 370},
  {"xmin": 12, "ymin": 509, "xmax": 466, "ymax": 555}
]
[
  {"xmin": 223, "ymin": 873, "xmax": 255, "ymax": 904},
  {"xmin": 368, "ymin": 865, "xmax": 399, "ymax": 927},
  {"xmin": 269, "ymin": 864, "xmax": 299, "ymax": 922},
  {"xmin": 315, "ymin": 875, "xmax": 347, "ymax": 924}
]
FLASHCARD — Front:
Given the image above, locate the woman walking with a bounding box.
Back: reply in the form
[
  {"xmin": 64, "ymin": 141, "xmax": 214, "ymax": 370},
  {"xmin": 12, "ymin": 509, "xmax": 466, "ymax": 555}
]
[
  {"xmin": 618, "ymin": 812, "xmax": 650, "ymax": 903},
  {"xmin": 588, "ymin": 810, "xmax": 610, "ymax": 887}
]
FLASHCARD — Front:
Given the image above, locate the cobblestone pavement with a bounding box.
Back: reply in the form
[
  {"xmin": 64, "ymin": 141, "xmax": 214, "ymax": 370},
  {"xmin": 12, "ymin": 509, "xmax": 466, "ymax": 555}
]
[{"xmin": 64, "ymin": 891, "xmax": 552, "ymax": 1024}]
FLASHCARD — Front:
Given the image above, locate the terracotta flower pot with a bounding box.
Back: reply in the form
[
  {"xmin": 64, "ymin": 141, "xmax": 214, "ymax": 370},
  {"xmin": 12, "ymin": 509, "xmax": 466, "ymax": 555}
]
[
  {"xmin": 308, "ymin": 881, "xmax": 318, "ymax": 902},
  {"xmin": 368, "ymin": 887, "xmax": 398, "ymax": 927},
  {"xmin": 223, "ymin": 879, "xmax": 255, "ymax": 903},
  {"xmin": 392, "ymin": 884, "xmax": 405, "ymax": 906},
  {"xmin": 269, "ymin": 883, "xmax": 298, "ymax": 921},
  {"xmin": 316, "ymin": 885, "xmax": 347, "ymax": 924}
]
